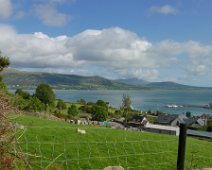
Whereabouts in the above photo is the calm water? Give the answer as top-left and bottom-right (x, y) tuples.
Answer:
(10, 89), (212, 115)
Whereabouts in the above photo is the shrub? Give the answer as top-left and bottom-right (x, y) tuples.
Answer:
(15, 89), (31, 99)
(78, 99), (86, 105)
(91, 105), (108, 121)
(11, 95), (29, 110)
(56, 99), (67, 110)
(68, 104), (79, 117)
(0, 114), (28, 169)
(24, 97), (44, 112)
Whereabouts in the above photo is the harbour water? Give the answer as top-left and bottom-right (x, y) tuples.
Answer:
(10, 88), (212, 115)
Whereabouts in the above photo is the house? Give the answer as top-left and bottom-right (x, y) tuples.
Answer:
(188, 118), (207, 127)
(171, 114), (189, 126)
(156, 114), (208, 128)
(144, 122), (180, 136)
(76, 118), (89, 125)
(156, 114), (178, 125)
(128, 115), (148, 127)
(112, 117), (125, 124)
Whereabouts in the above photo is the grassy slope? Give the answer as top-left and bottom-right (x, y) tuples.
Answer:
(2, 69), (143, 90)
(12, 114), (212, 170)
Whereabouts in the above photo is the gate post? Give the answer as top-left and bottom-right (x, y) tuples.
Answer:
(177, 123), (187, 170)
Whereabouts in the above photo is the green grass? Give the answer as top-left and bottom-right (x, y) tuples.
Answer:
(11, 114), (212, 170)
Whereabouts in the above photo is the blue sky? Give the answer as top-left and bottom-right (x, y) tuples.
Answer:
(0, 0), (212, 86)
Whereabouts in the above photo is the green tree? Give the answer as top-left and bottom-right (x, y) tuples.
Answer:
(56, 99), (67, 110)
(15, 89), (31, 99)
(96, 100), (108, 110)
(35, 84), (55, 107)
(0, 51), (10, 90)
(78, 99), (86, 105)
(121, 94), (132, 126)
(113, 109), (122, 118)
(68, 104), (79, 117)
(91, 105), (108, 121)
(11, 94), (29, 110)
(24, 97), (44, 112)
(0, 51), (10, 72)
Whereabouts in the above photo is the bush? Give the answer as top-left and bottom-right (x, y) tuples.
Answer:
(79, 105), (92, 113)
(0, 80), (7, 90)
(11, 95), (29, 110)
(54, 111), (66, 119)
(96, 100), (108, 108)
(78, 99), (86, 105)
(91, 105), (108, 121)
(15, 89), (31, 99)
(0, 114), (28, 169)
(24, 97), (44, 112)
(56, 99), (67, 110)
(68, 104), (79, 117)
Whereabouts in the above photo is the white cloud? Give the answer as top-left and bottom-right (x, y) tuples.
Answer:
(34, 4), (70, 27)
(1, 25), (212, 81)
(149, 5), (177, 15)
(0, 0), (12, 19)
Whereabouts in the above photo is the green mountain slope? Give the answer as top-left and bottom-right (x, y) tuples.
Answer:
(146, 81), (194, 89)
(2, 69), (208, 90)
(2, 69), (144, 90)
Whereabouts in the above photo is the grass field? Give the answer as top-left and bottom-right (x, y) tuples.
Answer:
(11, 114), (212, 170)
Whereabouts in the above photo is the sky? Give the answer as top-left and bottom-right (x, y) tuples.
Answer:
(0, 0), (212, 87)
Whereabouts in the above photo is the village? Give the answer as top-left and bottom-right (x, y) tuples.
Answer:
(68, 110), (212, 139)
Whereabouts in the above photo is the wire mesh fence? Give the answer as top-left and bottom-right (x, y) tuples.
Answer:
(5, 115), (212, 170)
(17, 125), (179, 170)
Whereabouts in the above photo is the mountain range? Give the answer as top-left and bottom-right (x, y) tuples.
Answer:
(1, 68), (206, 90)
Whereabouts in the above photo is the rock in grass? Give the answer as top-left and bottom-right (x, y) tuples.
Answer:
(103, 166), (125, 170)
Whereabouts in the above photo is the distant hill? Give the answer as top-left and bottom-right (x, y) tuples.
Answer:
(116, 78), (149, 86)
(2, 68), (208, 90)
(116, 79), (208, 90)
(1, 69), (145, 90)
(146, 81), (201, 89)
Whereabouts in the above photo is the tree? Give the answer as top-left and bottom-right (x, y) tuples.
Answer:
(0, 51), (10, 72)
(56, 99), (67, 110)
(24, 97), (44, 112)
(91, 105), (108, 121)
(0, 51), (10, 89)
(68, 104), (79, 117)
(15, 89), (31, 99)
(113, 109), (122, 118)
(96, 100), (108, 110)
(121, 94), (132, 126)
(35, 84), (55, 106)
(78, 99), (86, 105)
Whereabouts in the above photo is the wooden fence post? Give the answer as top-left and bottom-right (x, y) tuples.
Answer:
(177, 123), (187, 170)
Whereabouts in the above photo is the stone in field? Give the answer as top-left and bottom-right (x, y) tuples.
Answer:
(103, 166), (125, 170)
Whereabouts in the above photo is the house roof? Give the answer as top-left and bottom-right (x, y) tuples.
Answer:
(156, 114), (177, 125)
(177, 114), (192, 124)
(184, 118), (196, 126)
(196, 119), (206, 126)
(131, 115), (145, 122)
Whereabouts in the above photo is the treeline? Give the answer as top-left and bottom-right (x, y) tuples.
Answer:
(11, 85), (141, 122)
(0, 51), (141, 123)
(12, 86), (110, 121)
